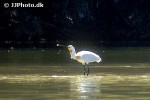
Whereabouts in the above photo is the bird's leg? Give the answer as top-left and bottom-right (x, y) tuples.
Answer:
(87, 65), (89, 76)
(83, 65), (86, 75)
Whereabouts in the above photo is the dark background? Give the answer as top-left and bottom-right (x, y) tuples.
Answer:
(0, 0), (150, 48)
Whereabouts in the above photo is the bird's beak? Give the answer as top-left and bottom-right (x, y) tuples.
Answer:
(68, 48), (72, 52)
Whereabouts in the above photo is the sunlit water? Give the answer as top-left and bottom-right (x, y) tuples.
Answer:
(0, 47), (150, 100)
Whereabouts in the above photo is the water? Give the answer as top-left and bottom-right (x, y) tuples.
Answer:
(0, 47), (150, 100)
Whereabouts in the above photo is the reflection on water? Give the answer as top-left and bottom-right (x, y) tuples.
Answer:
(1, 73), (150, 100)
(70, 76), (102, 100)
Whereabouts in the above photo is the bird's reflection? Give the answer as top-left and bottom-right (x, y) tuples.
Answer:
(70, 76), (102, 99)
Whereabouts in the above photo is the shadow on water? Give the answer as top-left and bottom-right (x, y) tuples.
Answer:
(0, 47), (150, 99)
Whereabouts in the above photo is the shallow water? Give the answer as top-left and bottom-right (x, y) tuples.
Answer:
(0, 47), (150, 100)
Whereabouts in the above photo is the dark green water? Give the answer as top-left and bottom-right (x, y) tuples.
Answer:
(0, 47), (150, 100)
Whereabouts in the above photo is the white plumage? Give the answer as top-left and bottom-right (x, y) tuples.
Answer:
(68, 45), (102, 76)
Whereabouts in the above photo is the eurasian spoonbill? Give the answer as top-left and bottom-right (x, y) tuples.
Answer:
(68, 45), (102, 76)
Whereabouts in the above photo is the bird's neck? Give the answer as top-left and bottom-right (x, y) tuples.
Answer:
(70, 50), (76, 59)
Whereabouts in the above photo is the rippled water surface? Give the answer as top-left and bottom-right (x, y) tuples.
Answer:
(0, 47), (150, 100)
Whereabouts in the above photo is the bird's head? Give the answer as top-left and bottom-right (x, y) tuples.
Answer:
(68, 45), (74, 53)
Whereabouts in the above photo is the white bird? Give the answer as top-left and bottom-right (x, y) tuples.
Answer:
(68, 45), (102, 76)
